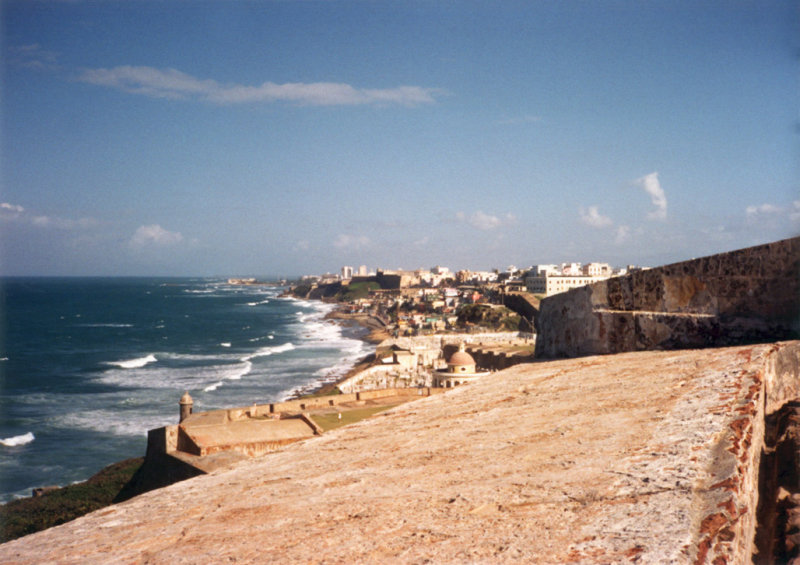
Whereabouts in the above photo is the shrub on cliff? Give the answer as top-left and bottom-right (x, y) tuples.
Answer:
(338, 281), (380, 302)
(0, 458), (143, 542)
(456, 304), (521, 331)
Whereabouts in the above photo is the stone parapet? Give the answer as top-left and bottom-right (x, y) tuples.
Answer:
(536, 237), (800, 358)
(4, 342), (797, 563)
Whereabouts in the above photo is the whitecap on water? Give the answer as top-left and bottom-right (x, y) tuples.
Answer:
(0, 432), (35, 447)
(106, 354), (157, 369)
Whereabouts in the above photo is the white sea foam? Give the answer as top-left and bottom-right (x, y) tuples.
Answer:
(101, 359), (249, 390)
(224, 360), (253, 380)
(107, 354), (157, 369)
(220, 342), (232, 348)
(247, 342), (295, 360)
(57, 409), (171, 438)
(204, 381), (223, 392)
(0, 432), (35, 447)
(245, 299), (270, 306)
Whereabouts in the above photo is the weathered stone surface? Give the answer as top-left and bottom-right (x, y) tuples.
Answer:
(2, 342), (797, 564)
(537, 237), (800, 358)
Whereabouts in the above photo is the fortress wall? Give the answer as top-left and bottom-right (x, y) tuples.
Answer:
(536, 237), (800, 358)
(379, 331), (530, 352)
(199, 438), (300, 458)
(5, 342), (798, 564)
(441, 343), (533, 372)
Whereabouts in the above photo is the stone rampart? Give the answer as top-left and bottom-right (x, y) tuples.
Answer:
(4, 342), (798, 563)
(440, 343), (534, 372)
(378, 331), (532, 352)
(536, 237), (800, 358)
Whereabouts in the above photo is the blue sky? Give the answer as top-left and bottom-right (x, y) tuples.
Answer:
(1, 1), (797, 277)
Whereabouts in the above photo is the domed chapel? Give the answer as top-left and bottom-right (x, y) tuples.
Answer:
(433, 342), (490, 388)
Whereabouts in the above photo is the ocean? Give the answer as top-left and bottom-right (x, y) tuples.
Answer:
(0, 277), (371, 503)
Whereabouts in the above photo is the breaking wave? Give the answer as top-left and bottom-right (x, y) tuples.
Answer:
(0, 432), (35, 447)
(106, 354), (157, 369)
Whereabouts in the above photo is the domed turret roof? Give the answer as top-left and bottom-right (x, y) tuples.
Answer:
(448, 343), (476, 366)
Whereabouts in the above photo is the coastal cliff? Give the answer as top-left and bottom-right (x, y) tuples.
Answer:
(2, 341), (798, 563)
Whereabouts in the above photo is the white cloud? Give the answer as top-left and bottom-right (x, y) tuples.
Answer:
(791, 201), (800, 223)
(129, 224), (184, 248)
(579, 206), (613, 228)
(746, 203), (783, 217)
(457, 211), (516, 231)
(31, 215), (97, 229)
(0, 202), (25, 219)
(8, 44), (59, 70)
(1, 203), (97, 230)
(78, 66), (443, 107)
(633, 172), (667, 221)
(295, 240), (310, 251)
(333, 234), (370, 250)
(614, 225), (631, 244)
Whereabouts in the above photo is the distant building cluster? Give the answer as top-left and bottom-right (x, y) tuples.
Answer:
(523, 263), (644, 296)
(292, 260), (646, 338)
(334, 261), (645, 298)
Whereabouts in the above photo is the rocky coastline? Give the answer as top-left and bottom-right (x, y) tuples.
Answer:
(0, 300), (390, 542)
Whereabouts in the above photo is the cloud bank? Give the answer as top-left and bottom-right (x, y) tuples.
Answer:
(746, 203), (782, 217)
(78, 66), (443, 107)
(129, 224), (184, 248)
(333, 234), (370, 250)
(633, 172), (667, 221)
(1, 202), (97, 229)
(456, 211), (517, 231)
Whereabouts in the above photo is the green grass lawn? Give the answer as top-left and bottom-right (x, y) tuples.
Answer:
(311, 405), (395, 431)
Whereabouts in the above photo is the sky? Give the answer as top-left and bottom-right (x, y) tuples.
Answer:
(1, 1), (798, 277)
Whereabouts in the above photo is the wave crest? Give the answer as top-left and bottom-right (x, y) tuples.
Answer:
(107, 354), (157, 369)
(0, 432), (35, 447)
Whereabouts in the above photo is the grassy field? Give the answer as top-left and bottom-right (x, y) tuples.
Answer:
(311, 405), (395, 431)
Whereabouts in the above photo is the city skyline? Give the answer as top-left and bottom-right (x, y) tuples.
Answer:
(1, 1), (797, 277)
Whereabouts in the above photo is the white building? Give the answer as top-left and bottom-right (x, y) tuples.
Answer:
(341, 266), (354, 280)
(583, 262), (612, 276)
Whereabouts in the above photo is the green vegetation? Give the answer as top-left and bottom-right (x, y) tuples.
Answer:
(311, 406), (394, 432)
(0, 458), (144, 543)
(299, 386), (343, 399)
(456, 304), (521, 331)
(338, 281), (380, 302)
(290, 283), (313, 298)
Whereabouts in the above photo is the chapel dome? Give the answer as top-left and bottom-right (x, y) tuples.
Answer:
(448, 350), (476, 366)
(447, 343), (476, 367)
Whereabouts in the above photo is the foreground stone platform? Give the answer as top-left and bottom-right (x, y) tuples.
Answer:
(3, 342), (798, 563)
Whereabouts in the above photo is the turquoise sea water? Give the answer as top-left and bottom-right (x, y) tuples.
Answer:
(0, 278), (370, 502)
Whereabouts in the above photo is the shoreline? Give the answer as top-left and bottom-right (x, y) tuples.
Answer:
(1, 301), (382, 505)
(294, 307), (390, 398)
